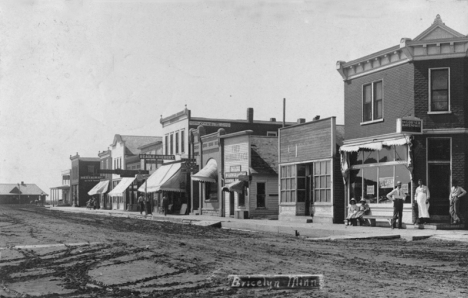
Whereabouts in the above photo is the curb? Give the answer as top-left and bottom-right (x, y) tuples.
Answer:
(305, 234), (401, 241)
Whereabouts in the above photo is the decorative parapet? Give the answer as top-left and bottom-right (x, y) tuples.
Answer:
(336, 15), (468, 81)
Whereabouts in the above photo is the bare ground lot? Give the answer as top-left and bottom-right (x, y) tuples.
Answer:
(1, 205), (468, 297)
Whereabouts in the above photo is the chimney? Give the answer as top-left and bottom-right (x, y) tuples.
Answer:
(313, 115), (320, 121)
(247, 108), (254, 123)
(297, 118), (306, 124)
(270, 118), (276, 122)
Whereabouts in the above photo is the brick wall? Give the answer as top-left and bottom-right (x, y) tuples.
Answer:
(344, 63), (414, 140)
(414, 58), (468, 129)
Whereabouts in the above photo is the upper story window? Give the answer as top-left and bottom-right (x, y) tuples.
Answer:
(170, 134), (174, 155)
(175, 132), (179, 154)
(165, 135), (168, 155)
(362, 81), (383, 123)
(429, 68), (450, 112)
(181, 130), (185, 153)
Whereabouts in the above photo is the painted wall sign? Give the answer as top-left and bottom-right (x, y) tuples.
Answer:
(80, 176), (105, 180)
(225, 171), (247, 179)
(379, 177), (394, 188)
(189, 121), (231, 128)
(396, 117), (423, 134)
(139, 154), (175, 160)
(230, 165), (242, 172)
(228, 274), (323, 290)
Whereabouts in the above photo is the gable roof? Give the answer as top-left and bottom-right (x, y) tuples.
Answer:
(250, 137), (278, 175)
(414, 15), (465, 41)
(0, 183), (47, 196)
(112, 135), (162, 156)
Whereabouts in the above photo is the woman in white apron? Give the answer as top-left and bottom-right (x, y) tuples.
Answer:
(415, 179), (430, 224)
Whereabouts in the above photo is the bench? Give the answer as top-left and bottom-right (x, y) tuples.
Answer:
(362, 215), (393, 227)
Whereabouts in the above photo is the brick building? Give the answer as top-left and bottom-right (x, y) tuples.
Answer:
(337, 15), (468, 226)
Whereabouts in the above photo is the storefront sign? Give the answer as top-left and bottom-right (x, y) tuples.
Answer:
(379, 177), (394, 188)
(80, 176), (105, 180)
(228, 274), (323, 290)
(397, 117), (423, 134)
(144, 159), (160, 164)
(225, 171), (247, 179)
(139, 154), (175, 160)
(366, 185), (375, 195)
(99, 169), (149, 175)
(225, 178), (236, 184)
(230, 165), (242, 172)
(189, 121), (231, 128)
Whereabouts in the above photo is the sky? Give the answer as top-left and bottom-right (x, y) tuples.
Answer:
(1, 0), (468, 193)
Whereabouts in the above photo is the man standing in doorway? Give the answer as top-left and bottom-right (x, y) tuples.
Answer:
(387, 181), (406, 229)
(449, 180), (466, 225)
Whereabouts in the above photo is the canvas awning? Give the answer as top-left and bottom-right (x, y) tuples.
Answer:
(108, 178), (135, 197)
(340, 136), (409, 152)
(222, 180), (245, 194)
(88, 180), (110, 196)
(138, 163), (185, 193)
(191, 159), (217, 183)
(50, 185), (70, 190)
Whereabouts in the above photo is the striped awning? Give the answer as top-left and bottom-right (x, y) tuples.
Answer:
(138, 163), (185, 193)
(88, 180), (109, 196)
(222, 180), (245, 194)
(191, 159), (217, 183)
(108, 178), (135, 197)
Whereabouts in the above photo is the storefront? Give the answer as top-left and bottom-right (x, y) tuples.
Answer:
(108, 177), (136, 210)
(220, 131), (280, 219)
(87, 180), (110, 209)
(341, 135), (413, 223)
(138, 161), (187, 214)
(278, 117), (344, 223)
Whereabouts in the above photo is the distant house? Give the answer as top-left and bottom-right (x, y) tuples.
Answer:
(0, 182), (47, 204)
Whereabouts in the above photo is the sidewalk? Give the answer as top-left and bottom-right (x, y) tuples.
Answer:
(48, 206), (468, 242)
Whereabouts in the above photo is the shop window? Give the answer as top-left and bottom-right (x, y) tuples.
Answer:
(378, 166), (394, 204)
(379, 147), (394, 163)
(363, 150), (378, 164)
(165, 135), (168, 154)
(363, 167), (377, 203)
(181, 130), (185, 153)
(362, 80), (383, 122)
(204, 182), (218, 201)
(280, 165), (296, 203)
(395, 165), (412, 204)
(350, 169), (362, 202)
(170, 134), (174, 155)
(297, 164), (306, 202)
(429, 68), (449, 112)
(313, 161), (331, 203)
(428, 138), (450, 161)
(256, 182), (266, 208)
(395, 145), (407, 161)
(238, 189), (245, 207)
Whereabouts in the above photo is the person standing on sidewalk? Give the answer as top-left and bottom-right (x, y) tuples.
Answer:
(144, 196), (152, 219)
(137, 195), (145, 215)
(415, 179), (431, 224)
(449, 180), (466, 225)
(161, 195), (168, 216)
(387, 181), (405, 229)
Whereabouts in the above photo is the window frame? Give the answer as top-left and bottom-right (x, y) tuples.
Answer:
(256, 182), (266, 208)
(313, 160), (331, 203)
(428, 67), (450, 113)
(361, 80), (384, 124)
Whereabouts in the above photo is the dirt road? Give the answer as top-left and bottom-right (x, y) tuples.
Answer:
(1, 204), (468, 297)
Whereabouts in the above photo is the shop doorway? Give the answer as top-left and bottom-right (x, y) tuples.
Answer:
(428, 164), (451, 216)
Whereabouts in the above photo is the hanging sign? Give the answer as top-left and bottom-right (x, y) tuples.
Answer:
(139, 154), (175, 160)
(396, 117), (423, 134)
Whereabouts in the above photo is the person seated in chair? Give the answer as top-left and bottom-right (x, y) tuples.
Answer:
(354, 199), (371, 226)
(345, 198), (359, 226)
